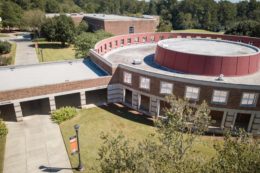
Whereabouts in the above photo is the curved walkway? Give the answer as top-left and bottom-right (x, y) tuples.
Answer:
(3, 115), (72, 173)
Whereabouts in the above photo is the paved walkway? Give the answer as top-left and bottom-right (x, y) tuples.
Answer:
(12, 33), (39, 65)
(3, 115), (72, 173)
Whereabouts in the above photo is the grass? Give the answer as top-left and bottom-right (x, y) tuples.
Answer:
(0, 137), (6, 173)
(10, 43), (17, 64)
(35, 42), (76, 62)
(0, 43), (17, 65)
(60, 104), (219, 173)
(0, 34), (9, 37)
(172, 29), (224, 34)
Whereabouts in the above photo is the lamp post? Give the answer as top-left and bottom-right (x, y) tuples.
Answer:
(74, 124), (84, 172)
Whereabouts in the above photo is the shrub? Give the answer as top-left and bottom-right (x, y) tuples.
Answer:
(51, 106), (77, 124)
(0, 41), (11, 54)
(0, 119), (8, 138)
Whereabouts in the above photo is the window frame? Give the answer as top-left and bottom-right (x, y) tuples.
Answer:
(129, 26), (135, 34)
(123, 72), (132, 85)
(185, 86), (200, 101)
(240, 92), (258, 107)
(160, 81), (173, 95)
(139, 76), (150, 90)
(211, 90), (229, 105)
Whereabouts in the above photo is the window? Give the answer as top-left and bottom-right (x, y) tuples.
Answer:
(115, 40), (118, 47)
(140, 77), (150, 90)
(121, 39), (124, 46)
(212, 90), (228, 104)
(142, 36), (147, 43)
(129, 26), (134, 33)
(185, 86), (200, 100)
(241, 93), (258, 106)
(160, 82), (173, 94)
(134, 37), (139, 43)
(150, 36), (155, 42)
(123, 72), (132, 84)
(127, 38), (131, 45)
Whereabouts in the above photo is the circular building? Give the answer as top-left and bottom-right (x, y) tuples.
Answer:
(155, 38), (260, 76)
(90, 32), (260, 135)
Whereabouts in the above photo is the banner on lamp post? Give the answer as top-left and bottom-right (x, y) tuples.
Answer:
(69, 136), (78, 155)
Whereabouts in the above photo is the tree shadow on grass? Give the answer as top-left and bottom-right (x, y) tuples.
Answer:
(29, 43), (71, 49)
(99, 103), (154, 127)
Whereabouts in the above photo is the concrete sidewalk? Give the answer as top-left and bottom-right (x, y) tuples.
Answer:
(13, 34), (39, 65)
(3, 115), (72, 173)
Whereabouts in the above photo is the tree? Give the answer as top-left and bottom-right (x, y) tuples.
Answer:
(1, 1), (23, 29)
(76, 20), (89, 34)
(45, 0), (60, 13)
(225, 20), (259, 37)
(22, 9), (45, 37)
(41, 15), (75, 46)
(218, 0), (237, 30)
(97, 95), (211, 172)
(74, 30), (112, 58)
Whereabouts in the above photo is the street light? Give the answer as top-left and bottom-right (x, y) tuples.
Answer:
(74, 124), (84, 172)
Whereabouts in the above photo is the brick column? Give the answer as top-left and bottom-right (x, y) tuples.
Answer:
(49, 96), (56, 112)
(13, 102), (23, 122)
(80, 91), (86, 108)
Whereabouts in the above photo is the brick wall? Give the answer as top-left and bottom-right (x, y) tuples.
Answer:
(0, 77), (112, 102)
(117, 67), (260, 111)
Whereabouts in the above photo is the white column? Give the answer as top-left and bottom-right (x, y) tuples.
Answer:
(157, 99), (160, 117)
(80, 91), (86, 108)
(137, 94), (141, 110)
(49, 96), (56, 112)
(122, 89), (126, 103)
(248, 113), (255, 132)
(221, 111), (227, 129)
(231, 113), (238, 130)
(13, 102), (23, 122)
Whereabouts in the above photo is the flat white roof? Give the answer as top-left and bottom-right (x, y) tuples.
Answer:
(104, 44), (260, 88)
(158, 38), (259, 56)
(85, 14), (155, 21)
(0, 59), (107, 92)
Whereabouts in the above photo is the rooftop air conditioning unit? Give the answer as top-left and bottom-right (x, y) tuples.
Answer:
(133, 59), (142, 65)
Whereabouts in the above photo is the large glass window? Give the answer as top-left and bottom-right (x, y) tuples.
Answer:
(185, 86), (200, 100)
(241, 93), (258, 106)
(140, 77), (150, 90)
(212, 90), (228, 104)
(160, 82), (173, 94)
(123, 72), (132, 84)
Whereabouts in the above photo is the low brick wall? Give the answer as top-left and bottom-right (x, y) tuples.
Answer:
(0, 76), (112, 102)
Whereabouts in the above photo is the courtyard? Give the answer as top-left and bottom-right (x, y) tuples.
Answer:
(60, 104), (219, 173)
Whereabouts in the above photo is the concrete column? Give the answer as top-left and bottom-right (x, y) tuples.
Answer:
(224, 111), (236, 130)
(132, 92), (139, 110)
(248, 113), (255, 132)
(49, 96), (56, 112)
(122, 89), (126, 103)
(150, 97), (159, 117)
(231, 113), (237, 130)
(13, 102), (23, 122)
(221, 111), (227, 129)
(80, 91), (86, 108)
(251, 114), (260, 135)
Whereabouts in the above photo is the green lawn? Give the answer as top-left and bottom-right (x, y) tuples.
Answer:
(172, 29), (224, 34)
(35, 42), (76, 62)
(0, 34), (9, 37)
(0, 137), (6, 173)
(60, 104), (219, 173)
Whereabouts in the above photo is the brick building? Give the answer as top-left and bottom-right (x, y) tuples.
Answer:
(0, 32), (260, 136)
(83, 14), (158, 35)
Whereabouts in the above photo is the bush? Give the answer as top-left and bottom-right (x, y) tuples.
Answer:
(0, 41), (11, 54)
(51, 106), (77, 124)
(0, 119), (8, 138)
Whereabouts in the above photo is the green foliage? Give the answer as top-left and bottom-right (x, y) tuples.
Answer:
(1, 1), (23, 28)
(41, 15), (75, 46)
(157, 19), (172, 32)
(76, 20), (89, 34)
(74, 30), (112, 58)
(225, 20), (260, 37)
(45, 0), (60, 13)
(97, 95), (211, 173)
(204, 130), (260, 173)
(0, 41), (11, 54)
(51, 106), (77, 124)
(0, 119), (8, 138)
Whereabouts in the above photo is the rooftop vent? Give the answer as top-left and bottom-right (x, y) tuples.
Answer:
(216, 74), (224, 81)
(133, 59), (142, 65)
